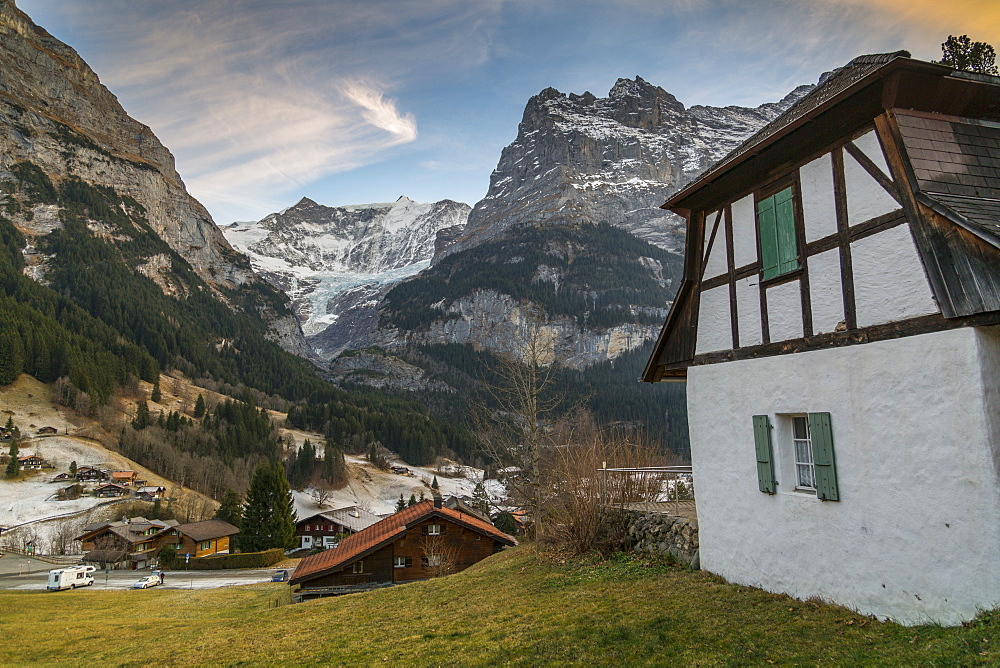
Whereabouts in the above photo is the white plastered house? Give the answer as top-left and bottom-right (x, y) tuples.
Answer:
(643, 52), (1000, 625)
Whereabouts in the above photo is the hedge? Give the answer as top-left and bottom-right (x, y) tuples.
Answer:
(169, 548), (285, 570)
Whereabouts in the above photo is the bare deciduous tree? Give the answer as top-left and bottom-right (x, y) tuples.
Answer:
(309, 480), (334, 508)
(418, 535), (462, 578)
(474, 320), (574, 539)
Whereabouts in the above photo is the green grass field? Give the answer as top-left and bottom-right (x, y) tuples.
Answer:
(2, 547), (997, 665)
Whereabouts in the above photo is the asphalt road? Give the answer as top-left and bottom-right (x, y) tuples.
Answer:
(0, 567), (283, 591)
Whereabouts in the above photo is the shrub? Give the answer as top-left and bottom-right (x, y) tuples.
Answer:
(169, 547), (284, 571)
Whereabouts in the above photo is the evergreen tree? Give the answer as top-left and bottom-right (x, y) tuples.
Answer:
(5, 456), (18, 479)
(214, 489), (243, 529)
(193, 394), (206, 419)
(396, 494), (406, 512)
(408, 493), (417, 507)
(0, 328), (24, 385)
(322, 442), (346, 486)
(431, 476), (439, 491)
(239, 462), (296, 552)
(938, 34), (998, 74)
(69, 460), (77, 477)
(473, 480), (490, 515)
(132, 401), (151, 430)
(8, 437), (18, 458)
(3, 416), (13, 433)
(150, 381), (161, 403)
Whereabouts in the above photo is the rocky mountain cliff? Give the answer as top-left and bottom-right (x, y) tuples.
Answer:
(222, 196), (470, 354)
(0, 0), (309, 356)
(441, 76), (813, 257)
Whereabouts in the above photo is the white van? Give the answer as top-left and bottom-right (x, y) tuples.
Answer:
(47, 565), (96, 591)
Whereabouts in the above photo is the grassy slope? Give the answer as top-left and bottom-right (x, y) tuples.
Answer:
(2, 547), (996, 665)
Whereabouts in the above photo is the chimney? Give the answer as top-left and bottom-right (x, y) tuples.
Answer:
(432, 492), (442, 509)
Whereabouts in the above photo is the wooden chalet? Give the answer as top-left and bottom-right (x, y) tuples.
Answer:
(643, 52), (1000, 625)
(290, 498), (515, 594)
(76, 517), (179, 569)
(135, 485), (166, 501)
(110, 470), (137, 486)
(163, 519), (239, 558)
(17, 454), (48, 470)
(75, 466), (107, 482)
(36, 426), (57, 435)
(94, 483), (130, 498)
(295, 506), (381, 551)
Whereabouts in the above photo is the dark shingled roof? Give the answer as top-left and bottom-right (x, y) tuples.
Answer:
(174, 519), (239, 542)
(668, 51), (911, 207)
(290, 500), (515, 585)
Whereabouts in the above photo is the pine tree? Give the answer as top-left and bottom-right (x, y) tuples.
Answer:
(396, 494), (406, 512)
(150, 380), (161, 403)
(193, 394), (206, 419)
(431, 476), (439, 490)
(408, 493), (417, 507)
(69, 460), (77, 477)
(8, 437), (18, 459)
(214, 489), (243, 529)
(239, 462), (296, 552)
(938, 34), (998, 74)
(5, 457), (17, 479)
(132, 401), (151, 430)
(0, 328), (24, 385)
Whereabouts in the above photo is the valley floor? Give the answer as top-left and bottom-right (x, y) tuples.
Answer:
(1, 546), (995, 665)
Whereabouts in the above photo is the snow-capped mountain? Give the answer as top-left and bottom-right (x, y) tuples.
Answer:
(222, 196), (470, 346)
(441, 76), (813, 257)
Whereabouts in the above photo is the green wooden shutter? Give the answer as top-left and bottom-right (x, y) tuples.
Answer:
(757, 196), (780, 280)
(808, 412), (839, 501)
(752, 415), (777, 494)
(774, 187), (800, 275)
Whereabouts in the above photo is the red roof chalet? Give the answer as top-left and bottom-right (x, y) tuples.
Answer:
(290, 499), (515, 590)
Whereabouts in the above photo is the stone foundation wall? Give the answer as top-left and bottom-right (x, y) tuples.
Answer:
(626, 511), (699, 566)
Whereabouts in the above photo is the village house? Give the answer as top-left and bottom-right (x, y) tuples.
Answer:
(93, 482), (130, 498)
(110, 470), (138, 486)
(643, 52), (1000, 625)
(75, 466), (107, 482)
(17, 454), (48, 470)
(76, 517), (179, 570)
(36, 426), (57, 436)
(294, 506), (381, 551)
(135, 485), (166, 501)
(162, 519), (239, 559)
(290, 497), (515, 596)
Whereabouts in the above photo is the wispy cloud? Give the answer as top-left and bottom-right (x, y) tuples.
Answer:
(341, 81), (418, 145)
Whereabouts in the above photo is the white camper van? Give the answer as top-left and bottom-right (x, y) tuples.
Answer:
(47, 565), (96, 591)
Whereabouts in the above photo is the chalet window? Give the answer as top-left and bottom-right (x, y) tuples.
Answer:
(198, 540), (213, 551)
(352, 561), (364, 574)
(421, 555), (441, 567)
(393, 556), (412, 568)
(752, 413), (839, 501)
(756, 186), (800, 280)
(424, 524), (443, 536)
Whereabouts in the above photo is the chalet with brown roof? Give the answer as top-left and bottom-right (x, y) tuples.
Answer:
(17, 454), (48, 470)
(290, 498), (515, 593)
(110, 471), (137, 486)
(163, 519), (239, 558)
(75, 517), (179, 569)
(294, 506), (381, 550)
(75, 466), (107, 482)
(94, 482), (130, 498)
(135, 485), (166, 501)
(36, 426), (57, 435)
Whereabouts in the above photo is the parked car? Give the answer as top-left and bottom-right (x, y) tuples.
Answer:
(271, 569), (289, 582)
(132, 575), (161, 589)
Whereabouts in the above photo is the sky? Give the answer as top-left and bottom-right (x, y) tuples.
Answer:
(16, 0), (1000, 225)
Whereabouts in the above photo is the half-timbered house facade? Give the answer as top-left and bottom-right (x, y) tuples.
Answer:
(643, 52), (1000, 625)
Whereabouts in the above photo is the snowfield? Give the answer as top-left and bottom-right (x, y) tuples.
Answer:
(293, 454), (506, 519)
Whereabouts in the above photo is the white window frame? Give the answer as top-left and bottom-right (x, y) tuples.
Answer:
(393, 556), (411, 568)
(791, 415), (816, 493)
(426, 524), (442, 536)
(774, 413), (818, 496)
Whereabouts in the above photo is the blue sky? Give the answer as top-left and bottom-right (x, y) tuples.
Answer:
(16, 0), (997, 224)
